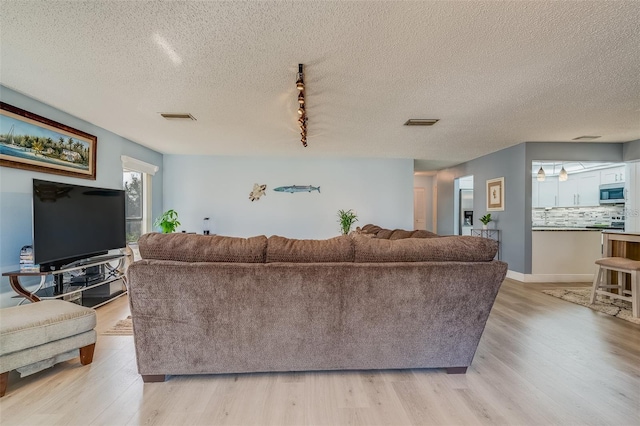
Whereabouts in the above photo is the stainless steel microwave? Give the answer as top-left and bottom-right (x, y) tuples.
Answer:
(599, 183), (625, 204)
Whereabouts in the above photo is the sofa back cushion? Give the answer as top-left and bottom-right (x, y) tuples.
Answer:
(359, 224), (382, 235)
(409, 230), (440, 239)
(266, 235), (354, 263)
(388, 229), (415, 240)
(358, 224), (439, 240)
(138, 233), (267, 263)
(353, 235), (498, 262)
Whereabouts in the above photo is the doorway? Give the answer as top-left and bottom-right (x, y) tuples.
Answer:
(414, 187), (426, 230)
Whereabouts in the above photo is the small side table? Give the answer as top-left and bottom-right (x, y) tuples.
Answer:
(471, 229), (501, 260)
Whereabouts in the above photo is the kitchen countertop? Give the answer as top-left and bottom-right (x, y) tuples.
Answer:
(602, 230), (640, 236)
(532, 227), (610, 231)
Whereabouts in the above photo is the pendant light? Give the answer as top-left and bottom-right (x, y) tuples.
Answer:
(536, 167), (546, 181)
(559, 164), (568, 182)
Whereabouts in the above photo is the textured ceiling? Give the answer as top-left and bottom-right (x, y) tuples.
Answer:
(1, 1), (639, 171)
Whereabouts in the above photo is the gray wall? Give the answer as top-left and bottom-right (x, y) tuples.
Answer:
(437, 141), (626, 275)
(437, 144), (527, 272)
(0, 85), (164, 307)
(623, 139), (640, 161)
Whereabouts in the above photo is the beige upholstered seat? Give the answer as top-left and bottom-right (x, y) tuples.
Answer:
(590, 257), (640, 318)
(0, 300), (97, 397)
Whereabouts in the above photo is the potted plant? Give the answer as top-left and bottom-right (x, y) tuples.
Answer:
(479, 213), (492, 230)
(337, 209), (358, 235)
(154, 209), (181, 233)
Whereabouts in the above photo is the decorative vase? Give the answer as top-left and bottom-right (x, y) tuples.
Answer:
(482, 224), (488, 230)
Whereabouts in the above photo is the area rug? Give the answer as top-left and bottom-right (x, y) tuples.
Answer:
(542, 288), (640, 325)
(102, 316), (133, 335)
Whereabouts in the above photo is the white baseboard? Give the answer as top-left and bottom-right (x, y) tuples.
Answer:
(506, 270), (526, 281)
(506, 270), (593, 283)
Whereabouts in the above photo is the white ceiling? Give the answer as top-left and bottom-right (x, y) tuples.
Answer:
(1, 1), (639, 171)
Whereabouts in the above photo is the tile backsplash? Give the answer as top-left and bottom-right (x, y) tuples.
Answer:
(532, 205), (625, 228)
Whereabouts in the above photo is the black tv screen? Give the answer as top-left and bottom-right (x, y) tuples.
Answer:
(33, 179), (126, 269)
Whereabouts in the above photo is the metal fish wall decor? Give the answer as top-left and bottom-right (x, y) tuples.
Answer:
(273, 185), (320, 194)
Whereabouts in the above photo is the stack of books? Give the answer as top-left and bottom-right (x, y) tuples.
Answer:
(19, 245), (39, 272)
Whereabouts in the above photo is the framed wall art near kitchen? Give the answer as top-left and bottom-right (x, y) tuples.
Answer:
(0, 102), (97, 180)
(486, 177), (505, 211)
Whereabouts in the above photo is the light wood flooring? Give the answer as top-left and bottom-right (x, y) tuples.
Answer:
(0, 279), (638, 425)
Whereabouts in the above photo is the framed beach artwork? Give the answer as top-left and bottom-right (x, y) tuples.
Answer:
(486, 177), (504, 211)
(0, 102), (97, 180)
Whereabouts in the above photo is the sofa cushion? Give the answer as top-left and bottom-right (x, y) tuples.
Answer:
(359, 224), (382, 235)
(374, 229), (394, 239)
(266, 235), (354, 263)
(389, 230), (415, 240)
(409, 230), (440, 238)
(0, 300), (96, 355)
(139, 233), (267, 263)
(353, 235), (498, 262)
(358, 224), (439, 240)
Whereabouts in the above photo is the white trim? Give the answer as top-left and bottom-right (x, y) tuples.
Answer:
(143, 174), (152, 233)
(121, 155), (159, 176)
(507, 270), (594, 283)
(506, 270), (526, 282)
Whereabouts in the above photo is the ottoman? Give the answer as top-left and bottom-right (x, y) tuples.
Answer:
(0, 300), (97, 397)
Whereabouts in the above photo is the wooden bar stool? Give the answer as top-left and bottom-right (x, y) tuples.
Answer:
(590, 257), (640, 318)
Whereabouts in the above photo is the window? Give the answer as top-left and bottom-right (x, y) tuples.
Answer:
(121, 156), (159, 244)
(123, 170), (144, 242)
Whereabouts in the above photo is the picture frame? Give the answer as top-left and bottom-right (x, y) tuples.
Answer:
(0, 102), (97, 180)
(486, 177), (505, 211)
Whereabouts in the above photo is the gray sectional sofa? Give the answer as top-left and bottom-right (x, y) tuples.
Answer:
(127, 230), (507, 382)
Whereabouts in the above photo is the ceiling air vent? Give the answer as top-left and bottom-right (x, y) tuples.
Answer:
(160, 113), (196, 121)
(404, 119), (439, 126)
(572, 135), (601, 140)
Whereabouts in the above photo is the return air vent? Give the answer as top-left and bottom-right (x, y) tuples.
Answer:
(404, 119), (439, 126)
(572, 135), (601, 140)
(159, 113), (196, 121)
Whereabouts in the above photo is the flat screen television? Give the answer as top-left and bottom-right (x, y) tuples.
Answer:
(33, 179), (126, 270)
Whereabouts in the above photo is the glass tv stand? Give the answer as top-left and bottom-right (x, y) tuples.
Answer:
(3, 253), (127, 308)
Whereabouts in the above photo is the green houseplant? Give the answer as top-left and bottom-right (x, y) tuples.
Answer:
(479, 213), (492, 229)
(154, 209), (181, 233)
(337, 209), (358, 235)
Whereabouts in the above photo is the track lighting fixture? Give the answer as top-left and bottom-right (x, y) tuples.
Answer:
(296, 64), (305, 91)
(296, 64), (308, 147)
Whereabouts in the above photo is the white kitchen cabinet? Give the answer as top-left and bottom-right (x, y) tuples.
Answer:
(532, 178), (539, 207)
(557, 171), (600, 207)
(558, 178), (578, 207)
(601, 166), (625, 184)
(577, 172), (600, 206)
(537, 177), (558, 207)
(626, 162), (639, 232)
